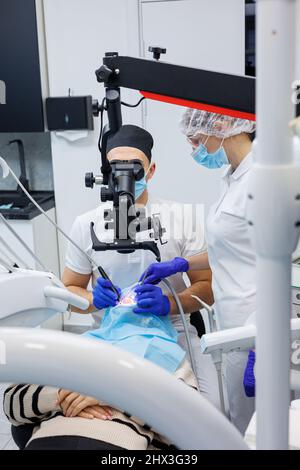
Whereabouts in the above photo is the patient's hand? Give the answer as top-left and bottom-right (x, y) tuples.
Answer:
(58, 389), (113, 420)
(77, 404), (113, 420)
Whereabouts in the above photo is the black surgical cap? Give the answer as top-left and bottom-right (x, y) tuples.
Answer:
(106, 125), (154, 162)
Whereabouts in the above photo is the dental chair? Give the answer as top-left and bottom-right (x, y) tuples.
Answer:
(7, 312), (205, 449)
(0, 266), (90, 449)
(9, 314), (206, 450)
(0, 268), (89, 328)
(0, 327), (247, 450)
(0, 266), (246, 450)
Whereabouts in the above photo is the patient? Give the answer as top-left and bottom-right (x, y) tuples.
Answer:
(3, 284), (198, 450)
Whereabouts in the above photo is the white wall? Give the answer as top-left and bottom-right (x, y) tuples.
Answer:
(140, 0), (246, 207)
(43, 0), (246, 270)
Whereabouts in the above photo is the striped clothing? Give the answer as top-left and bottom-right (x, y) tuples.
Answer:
(3, 360), (198, 450)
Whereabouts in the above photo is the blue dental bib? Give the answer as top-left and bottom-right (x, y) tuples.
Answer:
(84, 301), (185, 373)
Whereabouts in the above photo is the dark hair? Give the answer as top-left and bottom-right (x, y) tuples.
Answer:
(247, 132), (256, 142)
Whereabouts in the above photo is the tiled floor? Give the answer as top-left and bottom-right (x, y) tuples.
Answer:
(0, 384), (18, 450)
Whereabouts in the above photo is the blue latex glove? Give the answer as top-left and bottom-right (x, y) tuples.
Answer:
(93, 278), (121, 310)
(243, 350), (256, 397)
(133, 284), (170, 316)
(139, 257), (189, 285)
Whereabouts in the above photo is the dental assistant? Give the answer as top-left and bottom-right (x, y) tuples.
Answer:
(140, 109), (256, 434)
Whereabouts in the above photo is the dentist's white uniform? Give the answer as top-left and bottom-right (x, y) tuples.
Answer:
(206, 152), (256, 434)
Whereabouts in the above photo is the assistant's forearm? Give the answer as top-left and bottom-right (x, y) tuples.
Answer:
(168, 279), (214, 315)
(186, 252), (210, 271)
(66, 286), (96, 313)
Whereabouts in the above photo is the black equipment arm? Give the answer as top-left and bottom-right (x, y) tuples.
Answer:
(90, 222), (161, 262)
(98, 88), (123, 184)
(99, 52), (299, 120)
(99, 53), (256, 121)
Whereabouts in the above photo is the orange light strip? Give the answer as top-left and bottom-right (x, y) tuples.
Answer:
(140, 91), (256, 122)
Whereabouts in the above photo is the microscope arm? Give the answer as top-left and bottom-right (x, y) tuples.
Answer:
(100, 54), (256, 121)
(100, 54), (300, 120)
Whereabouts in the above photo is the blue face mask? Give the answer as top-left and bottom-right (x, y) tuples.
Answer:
(135, 166), (151, 199)
(192, 138), (229, 169)
(135, 177), (147, 200)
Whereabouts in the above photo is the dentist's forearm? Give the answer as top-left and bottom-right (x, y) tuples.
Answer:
(66, 286), (96, 314)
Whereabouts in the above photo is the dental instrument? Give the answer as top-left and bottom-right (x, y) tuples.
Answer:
(0, 233), (29, 268)
(0, 212), (49, 272)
